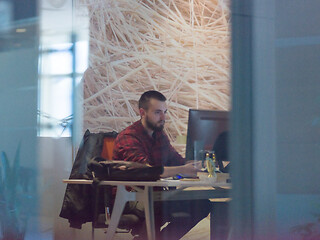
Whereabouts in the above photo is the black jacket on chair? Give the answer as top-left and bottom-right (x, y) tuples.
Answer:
(59, 130), (117, 229)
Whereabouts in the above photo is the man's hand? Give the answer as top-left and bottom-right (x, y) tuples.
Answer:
(180, 162), (202, 178)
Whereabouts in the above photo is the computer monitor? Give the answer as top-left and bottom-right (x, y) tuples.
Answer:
(185, 109), (229, 162)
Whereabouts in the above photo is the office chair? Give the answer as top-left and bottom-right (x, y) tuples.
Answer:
(91, 184), (140, 239)
(91, 133), (141, 239)
(60, 130), (142, 240)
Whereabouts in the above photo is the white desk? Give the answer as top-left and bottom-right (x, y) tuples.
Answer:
(63, 177), (231, 240)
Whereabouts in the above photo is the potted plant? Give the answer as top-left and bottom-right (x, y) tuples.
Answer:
(0, 144), (36, 240)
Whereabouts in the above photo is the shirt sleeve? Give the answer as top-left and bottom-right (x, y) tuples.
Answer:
(168, 145), (186, 166)
(113, 133), (150, 164)
(164, 134), (186, 166)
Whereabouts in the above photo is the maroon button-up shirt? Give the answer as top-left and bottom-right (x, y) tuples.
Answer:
(113, 120), (185, 167)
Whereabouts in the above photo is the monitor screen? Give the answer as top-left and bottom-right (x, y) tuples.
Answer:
(185, 109), (229, 161)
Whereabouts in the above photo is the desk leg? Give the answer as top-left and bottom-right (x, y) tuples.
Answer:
(143, 187), (156, 240)
(106, 185), (134, 240)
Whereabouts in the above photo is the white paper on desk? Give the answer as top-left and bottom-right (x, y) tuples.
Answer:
(159, 178), (178, 183)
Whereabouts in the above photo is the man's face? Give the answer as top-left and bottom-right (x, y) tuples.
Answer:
(142, 98), (167, 132)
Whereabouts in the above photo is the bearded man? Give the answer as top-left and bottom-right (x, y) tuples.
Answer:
(113, 90), (211, 240)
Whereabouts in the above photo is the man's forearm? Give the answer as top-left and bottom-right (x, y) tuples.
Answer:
(161, 166), (185, 178)
(161, 162), (201, 178)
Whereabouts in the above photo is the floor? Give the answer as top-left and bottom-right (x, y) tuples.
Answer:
(113, 215), (211, 240)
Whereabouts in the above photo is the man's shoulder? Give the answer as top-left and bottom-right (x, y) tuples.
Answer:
(114, 121), (145, 149)
(118, 121), (142, 137)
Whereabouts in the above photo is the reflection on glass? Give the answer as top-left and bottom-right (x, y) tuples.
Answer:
(38, 41), (88, 137)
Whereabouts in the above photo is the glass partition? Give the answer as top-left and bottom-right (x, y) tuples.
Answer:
(0, 0), (89, 239)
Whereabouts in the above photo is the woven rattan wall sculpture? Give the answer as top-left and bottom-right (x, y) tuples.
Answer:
(81, 0), (230, 154)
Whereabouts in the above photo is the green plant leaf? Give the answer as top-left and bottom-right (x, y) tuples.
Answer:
(0, 151), (10, 194)
(0, 145), (24, 240)
(1, 151), (10, 182)
(9, 142), (21, 204)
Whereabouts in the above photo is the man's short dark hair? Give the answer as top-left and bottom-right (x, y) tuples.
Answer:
(138, 90), (167, 110)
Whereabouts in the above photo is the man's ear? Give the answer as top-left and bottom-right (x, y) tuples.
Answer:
(139, 108), (146, 118)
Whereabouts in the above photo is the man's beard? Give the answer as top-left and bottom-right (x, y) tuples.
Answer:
(145, 116), (165, 132)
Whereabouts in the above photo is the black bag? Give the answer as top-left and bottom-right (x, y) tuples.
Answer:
(87, 156), (164, 181)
